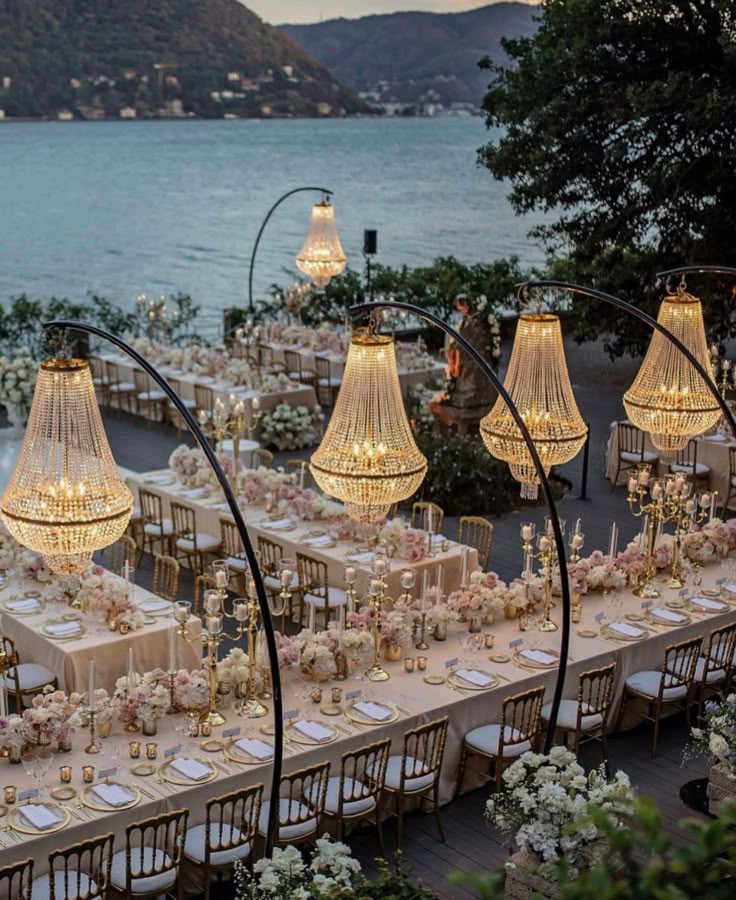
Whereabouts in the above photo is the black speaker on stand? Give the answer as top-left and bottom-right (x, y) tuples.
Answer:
(363, 229), (378, 301)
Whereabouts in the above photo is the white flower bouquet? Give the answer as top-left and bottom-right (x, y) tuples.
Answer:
(486, 747), (635, 881)
(218, 647), (250, 688)
(688, 692), (736, 776)
(340, 628), (374, 664)
(225, 358), (256, 388)
(15, 547), (51, 583)
(260, 403), (324, 451)
(396, 338), (436, 372)
(21, 688), (84, 747)
(112, 671), (171, 722)
(171, 667), (209, 711)
(0, 354), (37, 414)
(168, 444), (210, 487)
(380, 608), (414, 651)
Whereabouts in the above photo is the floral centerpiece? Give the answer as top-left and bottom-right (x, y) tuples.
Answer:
(260, 403), (323, 451)
(0, 715), (26, 758)
(292, 628), (339, 681)
(447, 570), (508, 621)
(0, 354), (37, 425)
(218, 647), (250, 691)
(89, 688), (114, 735)
(78, 565), (144, 630)
(380, 609), (414, 658)
(396, 338), (437, 372)
(20, 688), (84, 750)
(169, 445), (212, 487)
(486, 747), (635, 889)
(260, 372), (298, 394)
(688, 693), (736, 815)
(172, 667), (209, 712)
(0, 524), (19, 571)
(112, 671), (171, 725)
(379, 518), (426, 562)
(15, 547), (52, 583)
(340, 628), (375, 668)
(225, 358), (256, 388)
(583, 550), (627, 592)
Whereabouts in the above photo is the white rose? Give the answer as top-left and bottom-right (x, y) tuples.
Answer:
(710, 733), (728, 757)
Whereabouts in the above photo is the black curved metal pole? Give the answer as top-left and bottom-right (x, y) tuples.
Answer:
(350, 301), (572, 751)
(44, 320), (283, 855)
(523, 281), (736, 439)
(657, 265), (736, 281)
(248, 186), (333, 314)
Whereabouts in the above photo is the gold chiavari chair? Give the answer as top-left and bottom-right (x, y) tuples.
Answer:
(693, 622), (736, 720)
(101, 535), (137, 573)
(194, 385), (215, 424)
(456, 686), (545, 796)
(457, 516), (494, 570)
(133, 368), (167, 424)
(250, 448), (274, 469)
(314, 355), (341, 410)
(32, 832), (114, 899)
(411, 501), (444, 534)
(296, 551), (347, 629)
(258, 537), (299, 628)
(105, 361), (136, 416)
(611, 421), (658, 489)
(285, 459), (313, 488)
(670, 438), (711, 491)
(139, 488), (175, 558)
(182, 784), (263, 900)
(257, 761), (331, 849)
(377, 717), (448, 851)
(170, 502), (221, 575)
(87, 354), (110, 407)
(167, 378), (196, 439)
(0, 857), (32, 899)
(1, 635), (57, 710)
(220, 519), (249, 587)
(318, 738), (391, 855)
(542, 663), (616, 768)
(153, 553), (180, 603)
(617, 635), (702, 757)
(109, 809), (188, 899)
(256, 343), (273, 371)
(284, 349), (303, 381)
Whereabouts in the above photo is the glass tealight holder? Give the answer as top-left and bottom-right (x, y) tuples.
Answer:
(174, 601), (191, 625)
(82, 766), (95, 784)
(59, 766), (72, 784)
(3, 786), (17, 805)
(146, 744), (158, 760)
(404, 658), (415, 673)
(417, 656), (428, 671)
(129, 742), (141, 759)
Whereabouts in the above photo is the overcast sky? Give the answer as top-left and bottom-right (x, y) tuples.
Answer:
(247, 0), (535, 25)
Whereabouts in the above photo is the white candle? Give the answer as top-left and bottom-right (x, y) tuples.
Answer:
(521, 524), (532, 541)
(524, 551), (532, 579)
(436, 564), (444, 599)
(628, 475), (638, 494)
(539, 536), (551, 552)
(338, 605), (345, 633)
(608, 523), (618, 558)
(427, 506), (434, 534)
(345, 566), (356, 585)
(168, 626), (177, 673)
(574, 518), (581, 536)
(571, 534), (583, 549)
(299, 464), (305, 491)
(215, 569), (228, 588)
(640, 515), (649, 550)
(252, 397), (260, 412)
(639, 467), (650, 485)
(460, 548), (468, 587)
(235, 601), (248, 622)
(87, 660), (95, 707)
(308, 604), (316, 633)
(710, 492), (717, 522)
(422, 568), (429, 602)
(651, 483), (662, 500)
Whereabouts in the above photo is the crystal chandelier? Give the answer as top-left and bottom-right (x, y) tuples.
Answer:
(295, 199), (347, 289)
(0, 358), (133, 574)
(310, 330), (426, 518)
(623, 289), (720, 454)
(480, 313), (587, 500)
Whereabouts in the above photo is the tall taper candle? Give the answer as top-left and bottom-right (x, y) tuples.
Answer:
(87, 660), (95, 708)
(168, 626), (177, 673)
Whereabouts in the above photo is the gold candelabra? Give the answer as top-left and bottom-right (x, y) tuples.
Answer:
(366, 557), (390, 682)
(626, 465), (668, 598)
(85, 710), (101, 754)
(198, 397), (260, 480)
(136, 294), (171, 343)
(235, 319), (263, 386)
(520, 518), (566, 632)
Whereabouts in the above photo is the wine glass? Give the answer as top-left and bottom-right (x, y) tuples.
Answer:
(21, 746), (39, 790)
(36, 749), (54, 797)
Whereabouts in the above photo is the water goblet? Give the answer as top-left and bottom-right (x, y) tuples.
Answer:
(36, 749), (54, 797)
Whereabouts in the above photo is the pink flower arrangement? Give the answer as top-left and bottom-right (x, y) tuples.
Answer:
(172, 668), (209, 711)
(347, 605), (376, 631)
(15, 547), (51, 583)
(112, 670), (171, 721)
(21, 688), (84, 747)
(447, 570), (508, 618)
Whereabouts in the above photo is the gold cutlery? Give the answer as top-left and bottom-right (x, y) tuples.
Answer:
(395, 705), (411, 716)
(213, 761), (231, 776)
(490, 671), (512, 683)
(333, 722), (352, 736)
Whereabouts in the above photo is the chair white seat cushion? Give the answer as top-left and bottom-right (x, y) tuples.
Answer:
(620, 450), (658, 464)
(176, 533), (220, 553)
(3, 663), (56, 692)
(109, 382), (135, 393)
(464, 724), (532, 757)
(318, 377), (341, 388)
(144, 518), (174, 536)
(541, 699), (603, 732)
(304, 587), (347, 609)
(183, 822), (251, 866)
(670, 462), (710, 476)
(264, 572), (299, 592)
(257, 799), (316, 842)
(308, 776), (376, 817)
(374, 755), (435, 793)
(224, 555), (249, 573)
(138, 390), (167, 402)
(625, 670), (688, 700)
(731, 474), (736, 488)
(110, 847), (175, 894)
(694, 657), (727, 684)
(130, 506), (142, 521)
(32, 871), (96, 900)
(288, 370), (302, 381)
(170, 397), (196, 409)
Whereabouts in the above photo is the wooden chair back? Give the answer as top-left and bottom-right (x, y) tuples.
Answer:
(220, 520), (247, 565)
(194, 575), (218, 620)
(296, 552), (328, 600)
(250, 448), (274, 469)
(203, 784), (263, 869)
(0, 857), (32, 900)
(662, 636), (702, 694)
(399, 717), (448, 791)
(498, 686), (545, 754)
(411, 501), (444, 533)
(102, 535), (137, 573)
(139, 488), (166, 529)
(730, 446), (736, 478)
(104, 361), (123, 386)
(153, 554), (180, 603)
(1, 634), (20, 668)
(578, 663), (616, 722)
(277, 761), (330, 841)
(257, 536), (283, 577)
(257, 344), (273, 371)
(48, 832), (114, 900)
(457, 516), (494, 569)
(170, 502), (196, 543)
(337, 738), (390, 819)
(87, 355), (107, 383)
(122, 809), (188, 896)
(133, 368), (149, 395)
(703, 622), (736, 682)
(672, 439), (699, 474)
(194, 385), (214, 417)
(284, 350), (302, 376)
(618, 422), (644, 456)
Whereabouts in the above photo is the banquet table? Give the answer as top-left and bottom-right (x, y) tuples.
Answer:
(0, 574), (201, 694)
(126, 470), (478, 598)
(606, 421), (733, 498)
(1, 560), (734, 875)
(101, 352), (318, 412)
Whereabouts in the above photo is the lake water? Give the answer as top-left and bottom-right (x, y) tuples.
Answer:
(0, 117), (545, 319)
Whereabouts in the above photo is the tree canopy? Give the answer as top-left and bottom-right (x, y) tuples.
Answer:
(478, 0), (736, 357)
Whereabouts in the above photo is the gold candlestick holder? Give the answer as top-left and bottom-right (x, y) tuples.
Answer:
(520, 519), (565, 633)
(85, 708), (102, 754)
(367, 580), (390, 682)
(415, 611), (429, 650)
(239, 587), (268, 718)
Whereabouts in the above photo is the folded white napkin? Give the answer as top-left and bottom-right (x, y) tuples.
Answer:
(144, 474), (172, 484)
(353, 700), (392, 721)
(139, 599), (170, 612)
(236, 738), (272, 760)
(7, 598), (40, 611)
(180, 488), (207, 499)
(521, 649), (557, 665)
(45, 622), (81, 636)
(691, 596), (727, 611)
(651, 607), (686, 623)
(293, 720), (332, 741)
(609, 622), (644, 638)
(303, 535), (332, 547)
(347, 552), (375, 564)
(455, 668), (493, 687)
(92, 783), (133, 807)
(20, 804), (59, 830)
(704, 434), (726, 442)
(725, 583), (736, 594)
(213, 502), (231, 511)
(198, 376), (216, 384)
(264, 518), (292, 530)
(169, 758), (211, 781)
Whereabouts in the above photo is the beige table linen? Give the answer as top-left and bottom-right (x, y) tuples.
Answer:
(1, 562), (731, 874)
(127, 471), (478, 598)
(0, 575), (201, 694)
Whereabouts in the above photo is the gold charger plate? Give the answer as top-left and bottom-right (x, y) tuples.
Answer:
(224, 738), (274, 765)
(423, 674), (446, 685)
(159, 758), (218, 786)
(625, 612), (646, 622)
(688, 597), (729, 614)
(601, 622), (646, 642)
(576, 628), (598, 638)
(346, 700), (400, 724)
(0, 597), (44, 616)
(39, 621), (86, 641)
(665, 599), (685, 610)
(447, 669), (497, 691)
(200, 739), (225, 753)
(512, 648), (560, 669)
(131, 763), (155, 777)
(701, 589), (721, 598)
(646, 609), (691, 627)
(286, 721), (338, 745)
(9, 803), (70, 835)
(81, 782), (141, 812)
(50, 786), (76, 801)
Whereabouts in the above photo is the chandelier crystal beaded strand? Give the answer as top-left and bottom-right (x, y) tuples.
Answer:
(480, 313), (587, 500)
(623, 288), (720, 454)
(295, 199), (347, 289)
(0, 358), (133, 575)
(310, 330), (427, 522)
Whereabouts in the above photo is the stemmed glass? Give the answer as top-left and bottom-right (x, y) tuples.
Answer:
(21, 747), (39, 793)
(36, 749), (54, 797)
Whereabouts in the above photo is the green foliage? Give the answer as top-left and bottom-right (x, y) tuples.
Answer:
(413, 430), (517, 517)
(354, 856), (438, 899)
(479, 0), (736, 357)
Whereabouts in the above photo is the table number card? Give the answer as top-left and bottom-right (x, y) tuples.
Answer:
(716, 578), (726, 586)
(19, 789), (38, 801)
(594, 612), (604, 624)
(640, 600), (653, 610)
(509, 638), (523, 650)
(345, 690), (361, 701)
(444, 657), (458, 669)
(164, 744), (181, 759)
(679, 589), (689, 598)
(282, 709), (298, 721)
(98, 767), (117, 780)
(223, 727), (241, 738)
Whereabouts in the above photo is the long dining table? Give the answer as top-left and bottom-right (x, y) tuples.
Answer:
(0, 559), (733, 874)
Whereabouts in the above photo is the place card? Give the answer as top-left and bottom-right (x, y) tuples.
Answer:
(679, 588), (689, 598)
(223, 727), (241, 739)
(98, 767), (117, 780)
(640, 600), (653, 609)
(282, 709), (298, 721)
(509, 638), (523, 650)
(345, 689), (361, 701)
(444, 657), (458, 669)
(18, 789), (38, 802)
(164, 744), (181, 759)
(716, 578), (726, 586)
(594, 612), (604, 623)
